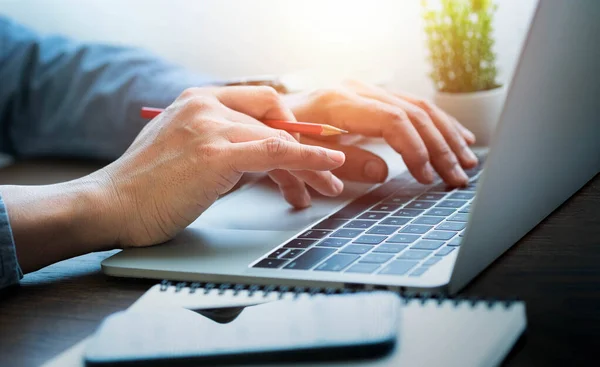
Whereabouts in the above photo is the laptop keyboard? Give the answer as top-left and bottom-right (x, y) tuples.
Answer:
(251, 155), (486, 277)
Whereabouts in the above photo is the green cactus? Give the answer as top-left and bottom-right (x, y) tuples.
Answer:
(422, 0), (501, 93)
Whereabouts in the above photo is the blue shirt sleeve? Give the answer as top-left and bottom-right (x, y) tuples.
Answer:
(0, 17), (218, 289)
(0, 195), (22, 289)
(0, 16), (216, 160)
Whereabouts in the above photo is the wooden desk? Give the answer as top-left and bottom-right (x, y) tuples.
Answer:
(0, 162), (598, 366)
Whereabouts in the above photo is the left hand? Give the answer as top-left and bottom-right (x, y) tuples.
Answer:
(282, 80), (478, 188)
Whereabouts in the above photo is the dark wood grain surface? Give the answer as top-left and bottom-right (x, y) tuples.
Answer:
(0, 162), (598, 367)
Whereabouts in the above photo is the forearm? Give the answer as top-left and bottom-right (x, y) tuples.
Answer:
(0, 16), (215, 160)
(0, 177), (117, 273)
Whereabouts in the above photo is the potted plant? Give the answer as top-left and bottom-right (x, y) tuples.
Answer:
(422, 0), (505, 146)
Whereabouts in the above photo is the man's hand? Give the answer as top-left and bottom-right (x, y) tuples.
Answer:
(283, 80), (478, 187)
(96, 86), (345, 247)
(1, 86), (346, 273)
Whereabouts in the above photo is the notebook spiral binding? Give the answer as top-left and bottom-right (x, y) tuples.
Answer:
(159, 280), (519, 309)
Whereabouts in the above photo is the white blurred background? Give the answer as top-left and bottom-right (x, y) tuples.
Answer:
(0, 0), (537, 97)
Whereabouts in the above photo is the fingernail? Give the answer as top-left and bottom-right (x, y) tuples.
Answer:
(327, 150), (345, 164)
(364, 160), (386, 182)
(452, 165), (469, 184)
(331, 175), (344, 194)
(421, 162), (435, 183)
(464, 147), (478, 163)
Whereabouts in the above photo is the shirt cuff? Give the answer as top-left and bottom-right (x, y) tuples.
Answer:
(0, 194), (23, 290)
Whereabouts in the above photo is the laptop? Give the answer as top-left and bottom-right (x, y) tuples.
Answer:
(102, 0), (600, 294)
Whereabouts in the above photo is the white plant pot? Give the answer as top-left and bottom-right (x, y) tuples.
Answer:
(433, 86), (507, 147)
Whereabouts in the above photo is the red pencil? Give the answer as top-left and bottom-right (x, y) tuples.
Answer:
(140, 107), (347, 136)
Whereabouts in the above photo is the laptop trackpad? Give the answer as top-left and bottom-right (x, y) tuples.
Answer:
(194, 140), (407, 232)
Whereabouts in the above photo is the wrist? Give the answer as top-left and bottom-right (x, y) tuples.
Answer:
(0, 179), (119, 273)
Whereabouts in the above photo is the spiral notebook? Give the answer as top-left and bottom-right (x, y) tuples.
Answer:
(43, 282), (527, 367)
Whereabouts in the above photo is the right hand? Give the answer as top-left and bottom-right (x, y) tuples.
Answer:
(93, 86), (346, 248)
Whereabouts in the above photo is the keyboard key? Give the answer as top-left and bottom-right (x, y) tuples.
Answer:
(358, 212), (388, 220)
(423, 256), (442, 266)
(315, 254), (359, 272)
(373, 244), (408, 253)
(412, 216), (444, 225)
(298, 229), (331, 239)
(448, 213), (469, 222)
(459, 205), (472, 213)
(458, 183), (477, 192)
(399, 225), (432, 234)
(340, 244), (372, 255)
(283, 248), (336, 270)
(280, 249), (304, 259)
(329, 198), (373, 220)
(380, 217), (411, 226)
(383, 195), (413, 205)
(447, 237), (462, 246)
(312, 218), (348, 230)
(360, 253), (394, 264)
(254, 258), (287, 269)
(331, 229), (363, 238)
(436, 200), (468, 209)
(354, 235), (386, 245)
(366, 225), (399, 235)
(404, 201), (436, 210)
(417, 193), (446, 201)
(411, 240), (445, 250)
(392, 209), (424, 217)
(436, 222), (466, 231)
(283, 239), (317, 249)
(267, 248), (287, 258)
(387, 234), (420, 244)
(397, 250), (431, 260)
(435, 247), (456, 256)
(409, 267), (430, 277)
(449, 192), (475, 200)
(345, 263), (380, 274)
(317, 238), (351, 248)
(423, 231), (456, 241)
(344, 220), (377, 229)
(428, 183), (453, 192)
(379, 260), (419, 276)
(425, 208), (456, 217)
(371, 203), (401, 212)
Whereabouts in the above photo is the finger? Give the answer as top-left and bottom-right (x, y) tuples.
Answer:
(393, 91), (477, 146)
(214, 86), (296, 121)
(393, 94), (478, 168)
(223, 119), (297, 144)
(227, 138), (345, 172)
(268, 170), (311, 209)
(290, 170), (344, 197)
(452, 118), (477, 145)
(344, 83), (477, 186)
(301, 136), (389, 183)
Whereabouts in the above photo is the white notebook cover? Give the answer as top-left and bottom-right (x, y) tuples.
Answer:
(43, 283), (526, 367)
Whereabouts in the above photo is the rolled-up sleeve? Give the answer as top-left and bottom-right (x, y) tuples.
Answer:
(0, 195), (22, 289)
(0, 16), (216, 161)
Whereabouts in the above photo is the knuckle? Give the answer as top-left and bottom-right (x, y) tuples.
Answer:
(417, 99), (436, 114)
(256, 86), (280, 103)
(195, 143), (222, 159)
(384, 109), (410, 129)
(185, 95), (215, 113)
(276, 129), (296, 142)
(411, 147), (430, 166)
(407, 108), (432, 130)
(179, 87), (198, 99)
(263, 137), (289, 158)
(310, 87), (350, 105)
